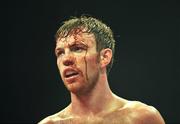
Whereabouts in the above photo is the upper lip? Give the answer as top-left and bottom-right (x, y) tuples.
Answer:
(63, 67), (79, 78)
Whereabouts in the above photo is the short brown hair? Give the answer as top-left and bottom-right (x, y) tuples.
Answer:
(55, 16), (115, 74)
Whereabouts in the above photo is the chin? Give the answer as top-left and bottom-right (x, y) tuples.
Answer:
(65, 81), (84, 93)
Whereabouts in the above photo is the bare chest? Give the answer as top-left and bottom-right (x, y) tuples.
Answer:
(53, 114), (135, 124)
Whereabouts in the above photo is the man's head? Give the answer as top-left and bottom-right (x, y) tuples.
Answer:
(55, 16), (115, 74)
(55, 16), (116, 94)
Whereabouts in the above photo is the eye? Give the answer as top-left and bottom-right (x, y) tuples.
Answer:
(55, 49), (64, 57)
(71, 46), (83, 52)
(71, 44), (87, 53)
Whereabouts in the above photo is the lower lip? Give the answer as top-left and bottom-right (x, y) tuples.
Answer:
(65, 74), (79, 83)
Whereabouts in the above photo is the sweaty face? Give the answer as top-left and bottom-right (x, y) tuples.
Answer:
(55, 32), (100, 95)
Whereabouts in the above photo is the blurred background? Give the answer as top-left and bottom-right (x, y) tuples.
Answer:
(2, 0), (179, 123)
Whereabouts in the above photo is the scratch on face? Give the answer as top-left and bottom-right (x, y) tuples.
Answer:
(84, 49), (89, 81)
(72, 31), (89, 82)
(57, 28), (90, 82)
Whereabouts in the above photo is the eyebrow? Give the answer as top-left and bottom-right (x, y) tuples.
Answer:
(55, 41), (88, 51)
(67, 40), (82, 44)
(55, 47), (63, 51)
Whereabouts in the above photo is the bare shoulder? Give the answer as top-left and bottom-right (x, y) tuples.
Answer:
(38, 112), (63, 124)
(124, 101), (165, 124)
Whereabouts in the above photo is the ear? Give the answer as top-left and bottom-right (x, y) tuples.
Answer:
(100, 48), (112, 68)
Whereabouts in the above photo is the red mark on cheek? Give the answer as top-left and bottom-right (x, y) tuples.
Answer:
(84, 50), (89, 81)
(71, 33), (89, 82)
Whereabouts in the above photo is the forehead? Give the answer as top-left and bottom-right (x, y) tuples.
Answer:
(56, 32), (96, 47)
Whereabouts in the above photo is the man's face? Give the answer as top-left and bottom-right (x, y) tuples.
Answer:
(55, 32), (100, 94)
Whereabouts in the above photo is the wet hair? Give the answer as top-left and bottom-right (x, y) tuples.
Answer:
(55, 16), (115, 74)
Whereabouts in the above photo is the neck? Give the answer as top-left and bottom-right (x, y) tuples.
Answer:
(69, 73), (115, 116)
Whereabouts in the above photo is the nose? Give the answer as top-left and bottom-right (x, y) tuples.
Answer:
(62, 53), (75, 66)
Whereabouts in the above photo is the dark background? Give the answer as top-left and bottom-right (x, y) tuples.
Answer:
(2, 0), (179, 123)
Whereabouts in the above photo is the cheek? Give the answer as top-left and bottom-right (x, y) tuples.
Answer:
(57, 59), (61, 69)
(57, 59), (63, 74)
(76, 54), (99, 69)
(88, 56), (98, 66)
(85, 55), (99, 69)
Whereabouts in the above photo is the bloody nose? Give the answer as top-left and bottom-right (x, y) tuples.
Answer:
(63, 58), (74, 66)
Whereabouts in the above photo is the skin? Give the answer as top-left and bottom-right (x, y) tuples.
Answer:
(39, 31), (165, 124)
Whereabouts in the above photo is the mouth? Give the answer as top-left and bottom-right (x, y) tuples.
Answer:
(65, 71), (79, 78)
(63, 68), (80, 80)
